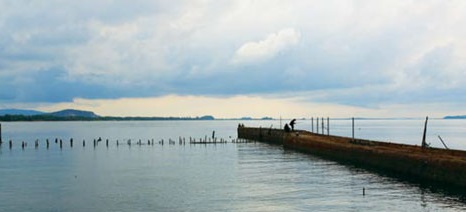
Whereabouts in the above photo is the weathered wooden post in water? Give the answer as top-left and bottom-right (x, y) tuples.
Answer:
(0, 123), (2, 145)
(311, 117), (314, 133)
(352, 117), (355, 141)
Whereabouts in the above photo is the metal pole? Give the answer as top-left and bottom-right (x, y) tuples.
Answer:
(317, 118), (319, 134)
(438, 135), (449, 150)
(327, 117), (329, 135)
(422, 116), (428, 148)
(321, 117), (324, 135)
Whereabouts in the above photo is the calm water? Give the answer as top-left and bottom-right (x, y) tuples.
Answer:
(1, 120), (466, 211)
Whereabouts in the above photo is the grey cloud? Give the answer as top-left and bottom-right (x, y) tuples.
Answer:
(1, 0), (466, 111)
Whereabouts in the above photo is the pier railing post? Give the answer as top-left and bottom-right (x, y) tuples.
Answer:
(317, 118), (319, 134)
(321, 117), (324, 135)
(422, 116), (428, 148)
(327, 117), (329, 135)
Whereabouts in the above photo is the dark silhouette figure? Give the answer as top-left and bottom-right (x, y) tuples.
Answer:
(290, 119), (296, 131)
(284, 123), (291, 132)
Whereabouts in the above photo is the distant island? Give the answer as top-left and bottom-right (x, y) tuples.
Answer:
(444, 115), (466, 119)
(0, 109), (216, 121)
(0, 109), (274, 121)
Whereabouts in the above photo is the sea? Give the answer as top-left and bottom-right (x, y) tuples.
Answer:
(1, 119), (466, 211)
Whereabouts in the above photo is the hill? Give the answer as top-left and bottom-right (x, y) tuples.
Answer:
(49, 109), (99, 118)
(0, 109), (44, 116)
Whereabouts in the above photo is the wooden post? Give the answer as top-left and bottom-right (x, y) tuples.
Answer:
(0, 123), (2, 144)
(311, 117), (314, 133)
(70, 138), (73, 147)
(327, 117), (330, 135)
(212, 131), (215, 139)
(422, 116), (428, 148)
(352, 117), (355, 141)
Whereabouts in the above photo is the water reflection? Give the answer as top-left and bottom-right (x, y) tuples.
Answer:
(1, 121), (466, 211)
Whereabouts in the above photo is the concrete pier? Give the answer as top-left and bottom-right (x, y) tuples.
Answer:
(238, 126), (466, 189)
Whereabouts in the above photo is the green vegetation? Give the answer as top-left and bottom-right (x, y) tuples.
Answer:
(0, 114), (216, 122)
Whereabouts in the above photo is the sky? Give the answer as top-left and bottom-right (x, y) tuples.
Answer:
(1, 0), (466, 118)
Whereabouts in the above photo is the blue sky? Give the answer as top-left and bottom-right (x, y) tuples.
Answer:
(1, 1), (466, 118)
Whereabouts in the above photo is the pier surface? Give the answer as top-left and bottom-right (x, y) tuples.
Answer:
(238, 126), (466, 188)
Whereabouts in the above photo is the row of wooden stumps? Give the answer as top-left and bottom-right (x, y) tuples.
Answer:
(0, 132), (253, 150)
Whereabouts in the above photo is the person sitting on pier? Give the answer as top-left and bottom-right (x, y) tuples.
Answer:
(284, 123), (291, 132)
(290, 119), (296, 131)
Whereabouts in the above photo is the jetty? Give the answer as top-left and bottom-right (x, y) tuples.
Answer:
(237, 126), (466, 189)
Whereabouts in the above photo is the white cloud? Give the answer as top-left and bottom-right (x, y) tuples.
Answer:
(232, 28), (300, 64)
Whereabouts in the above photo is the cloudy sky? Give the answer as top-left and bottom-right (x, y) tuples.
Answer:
(1, 0), (466, 118)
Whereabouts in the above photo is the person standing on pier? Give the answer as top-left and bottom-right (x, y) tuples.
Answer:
(290, 119), (296, 131)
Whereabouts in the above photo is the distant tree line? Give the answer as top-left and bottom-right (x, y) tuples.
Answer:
(0, 114), (215, 122)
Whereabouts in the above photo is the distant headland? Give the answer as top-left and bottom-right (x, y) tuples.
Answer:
(0, 109), (216, 121)
(0, 109), (272, 121)
(444, 115), (466, 119)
